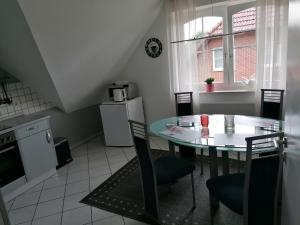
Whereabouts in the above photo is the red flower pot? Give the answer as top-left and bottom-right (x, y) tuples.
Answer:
(206, 84), (214, 92)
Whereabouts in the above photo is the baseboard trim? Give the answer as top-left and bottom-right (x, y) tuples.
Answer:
(70, 131), (103, 150)
(2, 169), (56, 202)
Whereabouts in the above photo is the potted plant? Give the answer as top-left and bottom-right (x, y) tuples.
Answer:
(205, 77), (215, 92)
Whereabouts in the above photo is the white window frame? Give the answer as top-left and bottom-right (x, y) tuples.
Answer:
(196, 1), (256, 91)
(194, 6), (228, 88)
(212, 47), (224, 71)
(226, 1), (256, 89)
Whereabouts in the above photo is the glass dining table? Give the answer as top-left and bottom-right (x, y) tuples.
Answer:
(150, 114), (283, 177)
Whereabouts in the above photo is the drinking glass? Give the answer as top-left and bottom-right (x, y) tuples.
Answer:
(224, 115), (235, 131)
(201, 127), (209, 138)
(200, 114), (209, 127)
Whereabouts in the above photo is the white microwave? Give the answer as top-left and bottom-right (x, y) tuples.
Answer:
(108, 82), (138, 101)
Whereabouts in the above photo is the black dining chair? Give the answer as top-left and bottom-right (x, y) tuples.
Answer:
(261, 89), (285, 120)
(174, 92), (204, 174)
(129, 120), (196, 223)
(175, 92), (194, 117)
(259, 89), (284, 158)
(206, 132), (284, 225)
(236, 89), (284, 175)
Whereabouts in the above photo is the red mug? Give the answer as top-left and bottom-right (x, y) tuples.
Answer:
(200, 114), (209, 127)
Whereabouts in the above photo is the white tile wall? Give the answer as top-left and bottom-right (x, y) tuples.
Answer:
(0, 82), (53, 119)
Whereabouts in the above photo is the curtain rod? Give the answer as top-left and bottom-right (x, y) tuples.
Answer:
(170, 29), (255, 44)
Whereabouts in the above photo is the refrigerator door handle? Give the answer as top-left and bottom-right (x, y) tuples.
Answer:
(46, 131), (51, 143)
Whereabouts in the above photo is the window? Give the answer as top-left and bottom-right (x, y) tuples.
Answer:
(194, 16), (225, 83)
(230, 5), (256, 85)
(192, 2), (256, 90)
(212, 48), (224, 71)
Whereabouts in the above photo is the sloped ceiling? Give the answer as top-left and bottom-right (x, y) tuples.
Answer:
(1, 0), (163, 112)
(0, 0), (64, 110)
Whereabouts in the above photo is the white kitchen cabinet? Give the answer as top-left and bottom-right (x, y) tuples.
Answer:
(16, 119), (57, 181)
(0, 192), (10, 225)
(100, 97), (145, 146)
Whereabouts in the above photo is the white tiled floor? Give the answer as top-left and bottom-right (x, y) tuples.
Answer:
(6, 135), (166, 225)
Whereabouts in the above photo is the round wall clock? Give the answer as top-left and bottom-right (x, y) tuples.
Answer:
(145, 38), (163, 58)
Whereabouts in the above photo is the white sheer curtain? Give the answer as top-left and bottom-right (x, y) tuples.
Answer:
(255, 0), (289, 113)
(167, 0), (202, 113)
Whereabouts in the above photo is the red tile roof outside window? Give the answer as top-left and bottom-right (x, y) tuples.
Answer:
(210, 7), (256, 35)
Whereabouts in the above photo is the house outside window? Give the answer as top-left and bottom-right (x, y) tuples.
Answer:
(212, 48), (224, 71)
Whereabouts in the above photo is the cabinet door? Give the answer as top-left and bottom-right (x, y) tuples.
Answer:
(18, 129), (57, 181)
(100, 104), (133, 146)
(127, 97), (145, 123)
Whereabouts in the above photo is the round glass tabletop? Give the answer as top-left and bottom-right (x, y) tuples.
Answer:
(150, 114), (283, 152)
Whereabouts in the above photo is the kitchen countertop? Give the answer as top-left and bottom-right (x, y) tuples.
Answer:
(0, 114), (50, 135)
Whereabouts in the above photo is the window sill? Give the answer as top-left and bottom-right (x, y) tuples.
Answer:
(198, 90), (256, 104)
(199, 90), (255, 94)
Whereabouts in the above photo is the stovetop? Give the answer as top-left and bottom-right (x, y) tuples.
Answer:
(0, 124), (12, 132)
(0, 128), (15, 147)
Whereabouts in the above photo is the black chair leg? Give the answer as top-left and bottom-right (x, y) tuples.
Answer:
(209, 192), (218, 225)
(200, 148), (204, 175)
(191, 172), (196, 209)
(237, 152), (241, 173)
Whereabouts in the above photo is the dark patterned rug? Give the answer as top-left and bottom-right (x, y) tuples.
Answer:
(81, 149), (243, 225)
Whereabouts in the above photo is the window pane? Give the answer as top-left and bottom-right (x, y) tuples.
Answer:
(196, 16), (224, 83)
(232, 7), (256, 83)
(213, 48), (224, 71)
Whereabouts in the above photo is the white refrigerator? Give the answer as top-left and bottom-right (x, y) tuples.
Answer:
(99, 97), (145, 146)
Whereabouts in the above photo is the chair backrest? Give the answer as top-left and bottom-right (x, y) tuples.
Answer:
(244, 132), (284, 225)
(174, 92), (193, 116)
(261, 89), (285, 120)
(128, 120), (159, 222)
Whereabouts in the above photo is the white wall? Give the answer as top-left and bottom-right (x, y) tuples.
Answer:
(120, 7), (173, 124)
(120, 5), (255, 124)
(199, 91), (255, 115)
(18, 0), (163, 112)
(36, 106), (102, 148)
(0, 0), (64, 110)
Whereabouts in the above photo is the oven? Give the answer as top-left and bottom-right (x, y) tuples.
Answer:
(0, 131), (25, 188)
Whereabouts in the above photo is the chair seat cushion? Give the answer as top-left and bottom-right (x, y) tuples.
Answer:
(206, 173), (245, 215)
(154, 156), (195, 185)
